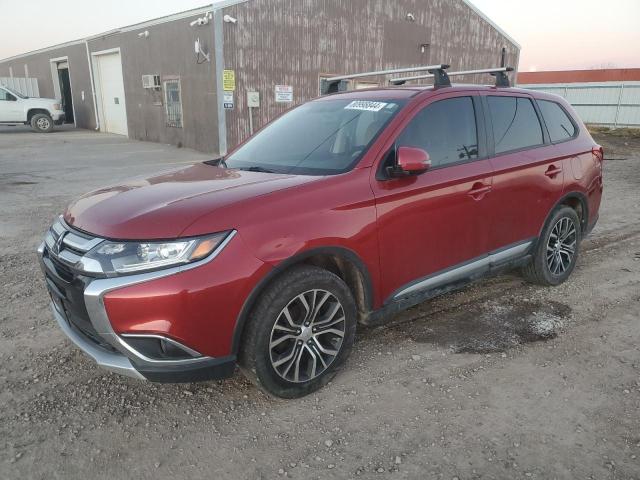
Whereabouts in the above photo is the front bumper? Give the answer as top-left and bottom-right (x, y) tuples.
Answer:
(51, 301), (236, 382)
(51, 110), (65, 124)
(36, 219), (266, 383)
(51, 302), (144, 379)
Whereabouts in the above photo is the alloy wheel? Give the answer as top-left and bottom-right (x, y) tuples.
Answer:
(269, 289), (346, 383)
(546, 217), (577, 275)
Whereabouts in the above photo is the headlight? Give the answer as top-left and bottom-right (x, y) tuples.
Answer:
(84, 231), (231, 275)
(52, 103), (62, 111)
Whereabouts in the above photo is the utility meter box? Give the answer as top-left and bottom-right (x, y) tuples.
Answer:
(247, 91), (260, 108)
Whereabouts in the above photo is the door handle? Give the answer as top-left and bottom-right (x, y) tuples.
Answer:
(468, 182), (492, 200)
(545, 165), (563, 178)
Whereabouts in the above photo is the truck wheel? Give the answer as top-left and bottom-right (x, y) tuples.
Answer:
(30, 113), (54, 133)
(522, 206), (581, 286)
(239, 265), (357, 398)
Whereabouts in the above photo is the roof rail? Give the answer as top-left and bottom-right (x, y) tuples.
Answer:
(320, 64), (450, 95)
(389, 67), (515, 88)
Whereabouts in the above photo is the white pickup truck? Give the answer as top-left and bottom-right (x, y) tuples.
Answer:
(0, 85), (65, 132)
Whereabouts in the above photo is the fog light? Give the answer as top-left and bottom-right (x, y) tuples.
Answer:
(119, 335), (202, 361)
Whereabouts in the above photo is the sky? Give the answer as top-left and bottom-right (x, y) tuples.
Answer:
(0, 0), (638, 71)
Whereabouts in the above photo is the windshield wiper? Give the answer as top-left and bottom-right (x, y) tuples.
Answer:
(238, 166), (278, 173)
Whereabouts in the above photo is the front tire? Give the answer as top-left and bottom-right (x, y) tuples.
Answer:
(522, 206), (581, 286)
(239, 265), (357, 398)
(30, 113), (54, 133)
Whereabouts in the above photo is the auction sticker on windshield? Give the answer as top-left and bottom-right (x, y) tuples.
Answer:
(344, 101), (389, 112)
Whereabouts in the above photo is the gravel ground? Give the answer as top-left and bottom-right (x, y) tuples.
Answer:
(1, 126), (639, 480)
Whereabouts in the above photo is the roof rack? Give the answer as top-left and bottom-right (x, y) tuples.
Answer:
(319, 65), (515, 95)
(389, 67), (514, 87)
(320, 64), (451, 94)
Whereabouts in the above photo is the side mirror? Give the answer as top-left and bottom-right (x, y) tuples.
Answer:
(388, 146), (431, 178)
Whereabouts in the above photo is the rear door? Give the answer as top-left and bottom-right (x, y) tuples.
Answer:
(370, 91), (494, 302)
(480, 92), (564, 250)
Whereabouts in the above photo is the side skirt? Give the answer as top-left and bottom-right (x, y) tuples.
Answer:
(363, 240), (535, 327)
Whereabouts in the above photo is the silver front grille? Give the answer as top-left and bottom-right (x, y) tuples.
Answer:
(44, 217), (105, 273)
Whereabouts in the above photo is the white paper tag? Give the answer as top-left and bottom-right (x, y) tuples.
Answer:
(344, 101), (388, 112)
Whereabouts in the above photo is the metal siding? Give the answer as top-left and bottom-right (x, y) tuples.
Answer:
(565, 86), (621, 105)
(221, 0), (519, 148)
(0, 77), (39, 97)
(618, 105), (640, 126)
(622, 85), (640, 104)
(521, 82), (640, 128)
(1, 0), (519, 151)
(85, 14), (220, 152)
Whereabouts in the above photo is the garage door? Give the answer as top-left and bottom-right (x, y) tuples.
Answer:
(95, 52), (128, 136)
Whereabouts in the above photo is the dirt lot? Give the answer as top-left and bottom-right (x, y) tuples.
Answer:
(1, 127), (639, 480)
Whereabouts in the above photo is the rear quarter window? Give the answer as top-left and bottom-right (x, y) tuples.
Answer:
(488, 96), (544, 154)
(538, 100), (577, 142)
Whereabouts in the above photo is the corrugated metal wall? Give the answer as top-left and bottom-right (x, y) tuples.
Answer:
(1, 1), (519, 153)
(221, 0), (520, 148)
(519, 82), (640, 128)
(0, 77), (40, 97)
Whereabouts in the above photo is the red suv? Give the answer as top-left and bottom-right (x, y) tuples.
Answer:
(39, 77), (603, 398)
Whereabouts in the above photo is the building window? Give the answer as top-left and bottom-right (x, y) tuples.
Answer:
(164, 79), (183, 128)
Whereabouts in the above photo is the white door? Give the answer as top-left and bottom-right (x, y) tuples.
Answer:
(95, 52), (127, 136)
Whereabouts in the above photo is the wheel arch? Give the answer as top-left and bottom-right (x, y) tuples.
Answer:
(27, 109), (52, 122)
(231, 246), (374, 355)
(545, 191), (590, 235)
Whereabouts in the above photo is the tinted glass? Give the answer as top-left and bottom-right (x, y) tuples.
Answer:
(398, 96), (478, 167)
(2, 86), (26, 99)
(539, 100), (577, 142)
(225, 98), (404, 175)
(488, 96), (543, 154)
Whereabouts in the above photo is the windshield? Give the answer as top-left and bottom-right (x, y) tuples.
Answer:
(224, 98), (405, 175)
(2, 86), (27, 99)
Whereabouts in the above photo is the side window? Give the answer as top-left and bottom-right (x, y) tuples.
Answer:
(538, 100), (577, 142)
(488, 96), (543, 154)
(0, 89), (16, 101)
(398, 96), (478, 167)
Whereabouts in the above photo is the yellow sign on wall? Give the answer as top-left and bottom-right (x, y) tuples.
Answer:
(223, 70), (236, 91)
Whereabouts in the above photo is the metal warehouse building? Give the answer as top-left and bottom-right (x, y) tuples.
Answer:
(0, 0), (520, 154)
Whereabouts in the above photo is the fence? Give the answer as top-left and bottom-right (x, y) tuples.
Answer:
(518, 82), (640, 128)
(0, 77), (40, 97)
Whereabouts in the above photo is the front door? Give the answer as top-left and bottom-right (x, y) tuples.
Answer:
(371, 92), (494, 302)
(0, 88), (23, 121)
(57, 67), (74, 124)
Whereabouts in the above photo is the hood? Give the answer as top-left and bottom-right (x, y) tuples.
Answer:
(64, 163), (319, 240)
(27, 97), (59, 107)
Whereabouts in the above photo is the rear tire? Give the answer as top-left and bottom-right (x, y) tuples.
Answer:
(30, 113), (54, 133)
(522, 206), (581, 286)
(238, 265), (357, 398)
